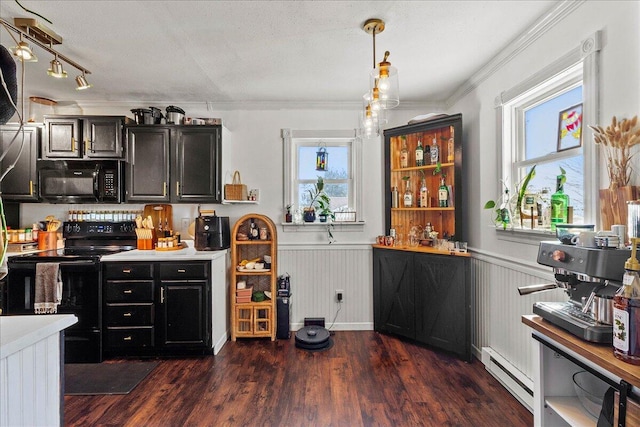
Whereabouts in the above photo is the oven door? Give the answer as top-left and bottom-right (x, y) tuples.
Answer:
(6, 258), (103, 363)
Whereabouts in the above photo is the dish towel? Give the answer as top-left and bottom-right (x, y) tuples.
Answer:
(35, 262), (62, 314)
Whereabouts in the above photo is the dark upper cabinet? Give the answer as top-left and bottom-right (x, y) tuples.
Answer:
(174, 127), (221, 202)
(0, 125), (39, 201)
(43, 115), (128, 159)
(126, 127), (171, 202)
(126, 125), (221, 203)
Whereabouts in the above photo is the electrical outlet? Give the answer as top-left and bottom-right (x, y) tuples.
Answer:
(181, 218), (191, 231)
(336, 289), (344, 303)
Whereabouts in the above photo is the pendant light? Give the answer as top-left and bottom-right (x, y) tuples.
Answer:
(359, 18), (399, 138)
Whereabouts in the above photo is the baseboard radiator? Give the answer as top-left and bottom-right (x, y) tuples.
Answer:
(471, 253), (566, 412)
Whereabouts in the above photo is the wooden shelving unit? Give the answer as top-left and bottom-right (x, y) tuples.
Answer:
(230, 214), (277, 341)
(384, 115), (463, 242)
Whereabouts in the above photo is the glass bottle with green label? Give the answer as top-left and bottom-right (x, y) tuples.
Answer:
(438, 177), (449, 207)
(415, 139), (424, 167)
(550, 175), (569, 230)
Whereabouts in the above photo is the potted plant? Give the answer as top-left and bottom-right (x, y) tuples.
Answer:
(304, 176), (330, 223)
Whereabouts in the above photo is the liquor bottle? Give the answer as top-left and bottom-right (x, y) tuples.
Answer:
(403, 179), (413, 208)
(400, 137), (409, 168)
(249, 218), (259, 240)
(430, 137), (439, 165)
(613, 238), (640, 365)
(419, 178), (429, 208)
(550, 175), (569, 230)
(438, 177), (449, 207)
(447, 126), (454, 163)
(415, 140), (424, 167)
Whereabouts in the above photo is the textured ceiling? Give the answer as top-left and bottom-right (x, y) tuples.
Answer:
(0, 0), (558, 108)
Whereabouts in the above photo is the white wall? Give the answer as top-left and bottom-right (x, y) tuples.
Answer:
(448, 0), (640, 390)
(453, 0), (639, 258)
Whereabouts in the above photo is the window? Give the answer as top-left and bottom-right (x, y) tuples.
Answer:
(282, 129), (362, 222)
(497, 31), (601, 232)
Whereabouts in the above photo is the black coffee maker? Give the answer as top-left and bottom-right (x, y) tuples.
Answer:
(194, 210), (230, 251)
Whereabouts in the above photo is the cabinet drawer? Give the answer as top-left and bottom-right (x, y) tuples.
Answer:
(159, 262), (208, 279)
(104, 263), (153, 279)
(106, 326), (154, 348)
(104, 281), (154, 302)
(105, 303), (154, 326)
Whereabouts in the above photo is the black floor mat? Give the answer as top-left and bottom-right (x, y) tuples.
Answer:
(64, 361), (158, 395)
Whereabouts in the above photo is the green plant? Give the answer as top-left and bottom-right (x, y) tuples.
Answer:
(484, 166), (536, 229)
(515, 165), (536, 226)
(306, 176), (335, 242)
(483, 182), (511, 230)
(432, 162), (446, 179)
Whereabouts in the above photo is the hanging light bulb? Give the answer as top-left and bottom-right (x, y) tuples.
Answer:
(370, 51), (399, 109)
(360, 104), (379, 138)
(75, 72), (92, 90)
(12, 40), (37, 62)
(47, 55), (67, 78)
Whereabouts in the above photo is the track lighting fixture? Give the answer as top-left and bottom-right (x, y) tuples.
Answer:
(47, 55), (67, 78)
(75, 72), (91, 90)
(12, 39), (37, 62)
(1, 17), (91, 89)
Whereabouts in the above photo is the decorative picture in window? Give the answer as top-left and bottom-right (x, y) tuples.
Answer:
(557, 103), (582, 151)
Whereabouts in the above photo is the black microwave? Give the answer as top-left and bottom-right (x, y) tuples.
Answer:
(38, 160), (123, 203)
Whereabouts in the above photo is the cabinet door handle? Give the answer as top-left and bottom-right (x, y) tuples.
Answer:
(177, 269), (186, 273)
(123, 289), (133, 294)
(176, 181), (180, 196)
(71, 137), (76, 152)
(163, 182), (167, 197)
(123, 336), (132, 341)
(29, 180), (33, 196)
(123, 312), (132, 317)
(122, 269), (131, 273)
(160, 287), (165, 303)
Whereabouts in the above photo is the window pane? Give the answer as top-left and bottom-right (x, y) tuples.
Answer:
(524, 85), (582, 159)
(298, 146), (349, 180)
(521, 155), (584, 223)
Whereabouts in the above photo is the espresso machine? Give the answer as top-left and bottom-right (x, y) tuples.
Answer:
(194, 210), (230, 251)
(521, 241), (631, 343)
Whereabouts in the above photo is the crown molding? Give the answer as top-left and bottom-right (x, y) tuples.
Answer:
(445, 0), (586, 109)
(75, 99), (443, 113)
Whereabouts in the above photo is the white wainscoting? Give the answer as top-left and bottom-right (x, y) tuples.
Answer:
(470, 250), (567, 409)
(277, 244), (373, 331)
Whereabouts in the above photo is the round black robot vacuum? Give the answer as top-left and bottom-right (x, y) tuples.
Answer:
(295, 325), (333, 351)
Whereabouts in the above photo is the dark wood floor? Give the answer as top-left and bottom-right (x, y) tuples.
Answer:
(64, 331), (532, 426)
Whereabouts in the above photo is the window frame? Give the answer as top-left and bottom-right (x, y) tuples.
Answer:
(495, 31), (601, 239)
(282, 129), (363, 223)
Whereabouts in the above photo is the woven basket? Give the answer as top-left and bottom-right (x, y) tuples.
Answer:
(225, 170), (248, 200)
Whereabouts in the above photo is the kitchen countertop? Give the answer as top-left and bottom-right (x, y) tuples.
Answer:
(522, 314), (640, 388)
(101, 240), (228, 262)
(0, 314), (77, 359)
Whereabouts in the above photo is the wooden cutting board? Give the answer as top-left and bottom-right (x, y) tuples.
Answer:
(143, 204), (173, 234)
